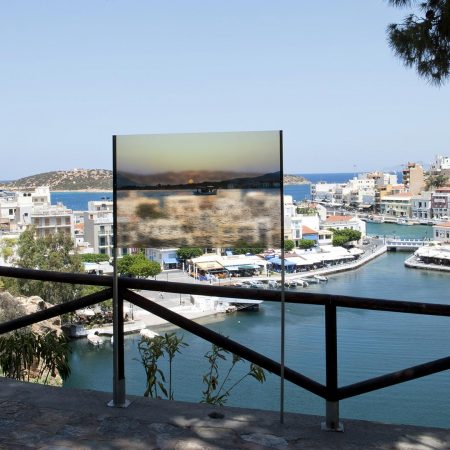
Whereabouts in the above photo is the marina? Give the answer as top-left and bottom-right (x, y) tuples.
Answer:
(64, 250), (450, 429)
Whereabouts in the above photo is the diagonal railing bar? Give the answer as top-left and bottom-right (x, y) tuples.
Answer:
(1, 265), (449, 428)
(0, 288), (113, 335)
(123, 288), (327, 398)
(338, 355), (450, 401)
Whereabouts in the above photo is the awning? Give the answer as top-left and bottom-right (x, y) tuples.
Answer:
(268, 257), (296, 266)
(163, 257), (178, 264)
(195, 261), (224, 271)
(224, 266), (239, 271)
(238, 264), (261, 270)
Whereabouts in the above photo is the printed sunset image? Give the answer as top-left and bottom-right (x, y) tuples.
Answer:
(114, 131), (282, 248)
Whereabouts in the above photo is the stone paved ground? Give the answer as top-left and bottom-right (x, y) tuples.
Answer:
(1, 378), (449, 449)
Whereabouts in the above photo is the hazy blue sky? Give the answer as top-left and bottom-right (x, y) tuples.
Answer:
(2, 1), (449, 179)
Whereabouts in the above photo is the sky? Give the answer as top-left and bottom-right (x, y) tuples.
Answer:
(116, 131), (280, 175)
(2, 1), (449, 180)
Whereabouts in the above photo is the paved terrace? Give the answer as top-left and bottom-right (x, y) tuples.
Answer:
(1, 378), (449, 449)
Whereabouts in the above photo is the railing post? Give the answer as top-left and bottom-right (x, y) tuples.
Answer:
(322, 303), (343, 431)
(108, 246), (130, 408)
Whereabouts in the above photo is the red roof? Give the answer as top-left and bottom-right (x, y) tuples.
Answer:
(302, 225), (317, 234)
(436, 222), (450, 228)
(325, 215), (352, 222)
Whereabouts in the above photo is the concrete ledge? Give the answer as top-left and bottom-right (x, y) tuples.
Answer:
(405, 255), (450, 273)
(1, 378), (449, 449)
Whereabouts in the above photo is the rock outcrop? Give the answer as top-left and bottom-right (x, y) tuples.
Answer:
(0, 291), (62, 335)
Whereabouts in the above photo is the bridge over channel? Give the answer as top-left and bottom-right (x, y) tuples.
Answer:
(385, 238), (429, 251)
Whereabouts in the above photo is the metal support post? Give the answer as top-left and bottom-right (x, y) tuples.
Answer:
(108, 246), (130, 408)
(322, 303), (343, 431)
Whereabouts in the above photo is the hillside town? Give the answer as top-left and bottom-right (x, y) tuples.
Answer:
(0, 155), (449, 278)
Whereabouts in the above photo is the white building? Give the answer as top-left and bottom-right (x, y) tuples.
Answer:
(429, 155), (450, 177)
(380, 194), (412, 218)
(31, 204), (74, 238)
(145, 248), (180, 269)
(411, 192), (432, 222)
(310, 182), (344, 204)
(83, 200), (114, 256)
(284, 196), (320, 245)
(433, 222), (450, 243)
(321, 215), (366, 237)
(431, 188), (450, 220)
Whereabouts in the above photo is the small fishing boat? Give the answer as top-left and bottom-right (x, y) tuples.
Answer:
(296, 279), (309, 287)
(193, 186), (218, 195)
(139, 328), (159, 340)
(87, 330), (104, 346)
(314, 275), (328, 282)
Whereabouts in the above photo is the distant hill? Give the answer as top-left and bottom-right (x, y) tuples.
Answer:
(0, 169), (308, 191)
(0, 169), (113, 191)
(284, 174), (309, 184)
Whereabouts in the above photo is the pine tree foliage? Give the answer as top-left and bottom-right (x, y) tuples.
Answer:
(387, 0), (450, 84)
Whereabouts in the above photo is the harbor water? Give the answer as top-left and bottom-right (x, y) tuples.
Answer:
(64, 252), (449, 428)
(56, 188), (449, 428)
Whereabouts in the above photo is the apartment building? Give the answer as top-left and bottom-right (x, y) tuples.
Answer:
(411, 192), (432, 222)
(144, 248), (180, 269)
(431, 188), (450, 220)
(380, 193), (413, 218)
(402, 162), (425, 195)
(31, 205), (74, 237)
(0, 187), (71, 235)
(433, 222), (450, 243)
(83, 200), (113, 256)
(429, 155), (450, 177)
(321, 215), (366, 236)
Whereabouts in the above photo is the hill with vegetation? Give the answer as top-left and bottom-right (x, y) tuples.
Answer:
(284, 174), (309, 185)
(0, 169), (113, 191)
(0, 169), (307, 191)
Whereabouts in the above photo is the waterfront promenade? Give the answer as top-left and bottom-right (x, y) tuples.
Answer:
(1, 377), (449, 449)
(91, 239), (388, 336)
(405, 254), (450, 273)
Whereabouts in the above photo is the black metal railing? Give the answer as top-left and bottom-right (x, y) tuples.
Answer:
(0, 265), (449, 430)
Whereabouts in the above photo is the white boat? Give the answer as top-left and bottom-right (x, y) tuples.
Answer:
(296, 279), (309, 287)
(396, 218), (413, 226)
(87, 330), (104, 346)
(314, 275), (328, 282)
(268, 280), (280, 288)
(303, 276), (319, 284)
(139, 328), (159, 340)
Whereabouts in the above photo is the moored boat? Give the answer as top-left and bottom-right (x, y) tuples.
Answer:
(193, 186), (218, 195)
(87, 330), (104, 346)
(139, 328), (159, 340)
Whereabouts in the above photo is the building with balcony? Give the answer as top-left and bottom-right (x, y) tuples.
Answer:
(431, 188), (450, 220)
(402, 162), (425, 195)
(83, 200), (114, 256)
(380, 193), (412, 218)
(31, 205), (74, 237)
(321, 215), (366, 236)
(411, 192), (432, 222)
(433, 222), (450, 243)
(429, 154), (450, 177)
(145, 247), (180, 269)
